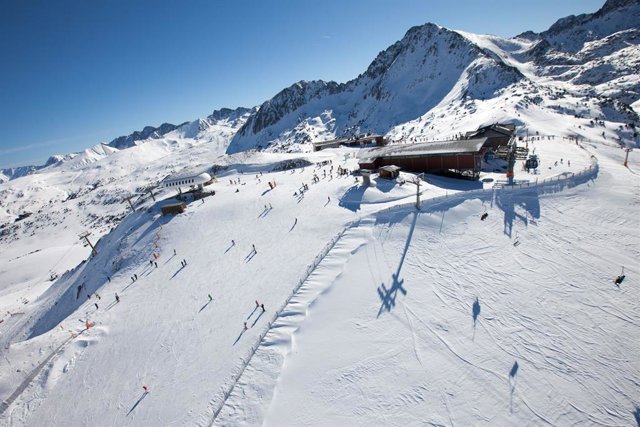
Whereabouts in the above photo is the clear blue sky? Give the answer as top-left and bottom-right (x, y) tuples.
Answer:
(0, 0), (605, 168)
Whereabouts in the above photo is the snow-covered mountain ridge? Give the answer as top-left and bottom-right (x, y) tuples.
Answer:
(0, 107), (252, 183)
(228, 23), (525, 154)
(228, 0), (639, 154)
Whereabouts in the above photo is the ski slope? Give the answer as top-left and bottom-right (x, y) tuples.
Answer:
(217, 143), (640, 426)
(1, 135), (638, 425)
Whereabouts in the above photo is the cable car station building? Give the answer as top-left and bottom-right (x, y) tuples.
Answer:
(358, 138), (488, 180)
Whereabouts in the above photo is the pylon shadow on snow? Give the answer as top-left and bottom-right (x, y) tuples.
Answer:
(376, 211), (417, 317)
(495, 190), (538, 239)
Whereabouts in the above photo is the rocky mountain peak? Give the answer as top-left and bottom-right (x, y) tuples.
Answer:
(237, 80), (339, 138)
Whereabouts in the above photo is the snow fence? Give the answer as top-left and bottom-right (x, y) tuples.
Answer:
(208, 217), (360, 424)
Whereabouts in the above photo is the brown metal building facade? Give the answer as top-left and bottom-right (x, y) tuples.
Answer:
(358, 138), (487, 178)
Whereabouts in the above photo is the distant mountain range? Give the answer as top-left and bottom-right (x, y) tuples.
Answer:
(2, 0), (637, 183)
(0, 107), (252, 182)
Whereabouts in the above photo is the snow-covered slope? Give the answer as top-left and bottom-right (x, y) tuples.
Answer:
(217, 144), (639, 426)
(1, 1), (639, 425)
(1, 133), (638, 426)
(0, 107), (251, 327)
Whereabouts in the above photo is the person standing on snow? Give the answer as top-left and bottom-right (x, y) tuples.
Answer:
(115, 293), (120, 303)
